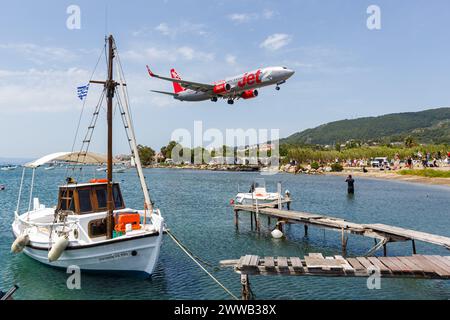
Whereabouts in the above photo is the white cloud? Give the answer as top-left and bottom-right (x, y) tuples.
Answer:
(134, 21), (208, 38)
(155, 23), (173, 37)
(122, 45), (214, 63)
(0, 68), (92, 113)
(228, 13), (256, 23)
(262, 9), (275, 19)
(260, 33), (292, 51)
(0, 43), (78, 65)
(225, 54), (236, 66)
(227, 10), (276, 23)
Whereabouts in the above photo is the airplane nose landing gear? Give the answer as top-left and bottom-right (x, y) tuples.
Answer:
(211, 97), (218, 102)
(275, 86), (280, 91)
(227, 99), (234, 105)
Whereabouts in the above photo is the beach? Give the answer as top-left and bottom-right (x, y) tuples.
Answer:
(326, 168), (450, 187)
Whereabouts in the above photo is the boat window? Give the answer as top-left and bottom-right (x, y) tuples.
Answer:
(88, 218), (106, 238)
(95, 188), (107, 209)
(78, 189), (92, 213)
(59, 189), (75, 212)
(113, 184), (124, 209)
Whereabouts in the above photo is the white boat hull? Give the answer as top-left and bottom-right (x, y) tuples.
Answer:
(20, 233), (162, 276)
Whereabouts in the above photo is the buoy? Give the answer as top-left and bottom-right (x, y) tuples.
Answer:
(271, 229), (283, 239)
(11, 234), (30, 253)
(48, 235), (69, 262)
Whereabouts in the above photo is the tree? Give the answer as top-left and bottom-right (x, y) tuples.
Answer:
(161, 141), (178, 159)
(404, 136), (416, 148)
(137, 144), (155, 166)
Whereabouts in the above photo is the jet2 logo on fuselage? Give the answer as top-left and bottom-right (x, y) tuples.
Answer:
(237, 70), (262, 88)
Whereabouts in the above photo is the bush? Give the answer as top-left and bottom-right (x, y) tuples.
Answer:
(311, 162), (320, 170)
(331, 163), (343, 172)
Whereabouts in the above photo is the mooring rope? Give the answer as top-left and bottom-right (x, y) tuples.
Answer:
(166, 229), (239, 300)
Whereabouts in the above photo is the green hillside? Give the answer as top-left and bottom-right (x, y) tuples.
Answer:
(281, 107), (450, 146)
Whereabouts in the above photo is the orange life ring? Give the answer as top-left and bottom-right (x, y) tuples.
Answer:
(89, 178), (108, 183)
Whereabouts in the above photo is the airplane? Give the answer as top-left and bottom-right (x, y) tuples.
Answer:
(146, 65), (295, 104)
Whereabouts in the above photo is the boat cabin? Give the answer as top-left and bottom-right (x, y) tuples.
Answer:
(57, 180), (125, 214)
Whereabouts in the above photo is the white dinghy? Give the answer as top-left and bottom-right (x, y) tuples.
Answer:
(11, 35), (164, 276)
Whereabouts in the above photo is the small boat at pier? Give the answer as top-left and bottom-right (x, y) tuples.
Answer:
(234, 178), (286, 206)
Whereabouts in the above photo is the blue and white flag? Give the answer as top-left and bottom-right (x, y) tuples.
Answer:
(77, 84), (89, 100)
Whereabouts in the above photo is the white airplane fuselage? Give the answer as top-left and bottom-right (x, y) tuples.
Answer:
(175, 66), (294, 102)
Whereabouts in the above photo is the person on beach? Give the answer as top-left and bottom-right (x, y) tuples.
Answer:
(345, 175), (355, 194)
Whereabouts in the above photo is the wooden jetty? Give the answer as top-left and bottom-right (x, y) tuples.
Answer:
(232, 203), (450, 256)
(220, 253), (450, 299)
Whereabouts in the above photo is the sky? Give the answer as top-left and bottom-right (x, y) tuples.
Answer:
(1, 0), (450, 158)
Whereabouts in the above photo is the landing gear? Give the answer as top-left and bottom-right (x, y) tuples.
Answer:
(211, 97), (218, 102)
(227, 99), (234, 105)
(275, 86), (280, 91)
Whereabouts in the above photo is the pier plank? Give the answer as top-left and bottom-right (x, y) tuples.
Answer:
(346, 258), (366, 271)
(410, 255), (449, 277)
(276, 257), (289, 269)
(356, 257), (375, 270)
(378, 257), (409, 274)
(263, 257), (275, 269)
(367, 257), (391, 274)
(334, 255), (355, 273)
(289, 257), (303, 271)
(394, 257), (424, 274)
(419, 256), (450, 276)
(432, 255), (450, 268)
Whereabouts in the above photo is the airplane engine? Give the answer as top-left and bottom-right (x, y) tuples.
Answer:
(241, 89), (258, 99)
(213, 83), (231, 94)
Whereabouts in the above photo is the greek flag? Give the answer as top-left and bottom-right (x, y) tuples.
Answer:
(77, 84), (89, 100)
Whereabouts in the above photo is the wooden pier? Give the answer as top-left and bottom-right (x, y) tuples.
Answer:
(233, 203), (450, 256)
(220, 253), (450, 299)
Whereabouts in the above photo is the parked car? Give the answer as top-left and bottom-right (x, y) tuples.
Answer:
(371, 157), (389, 168)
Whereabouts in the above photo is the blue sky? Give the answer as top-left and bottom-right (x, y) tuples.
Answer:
(1, 0), (450, 157)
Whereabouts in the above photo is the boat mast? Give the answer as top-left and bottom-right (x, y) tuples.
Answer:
(106, 35), (115, 239)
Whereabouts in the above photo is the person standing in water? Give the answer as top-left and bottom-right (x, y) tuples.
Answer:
(346, 175), (355, 194)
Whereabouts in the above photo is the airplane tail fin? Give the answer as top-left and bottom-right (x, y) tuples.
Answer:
(170, 68), (185, 93)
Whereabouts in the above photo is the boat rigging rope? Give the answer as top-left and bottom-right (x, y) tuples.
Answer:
(166, 229), (239, 300)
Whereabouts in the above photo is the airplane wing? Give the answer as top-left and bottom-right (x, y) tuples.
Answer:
(146, 65), (214, 93)
(150, 90), (178, 97)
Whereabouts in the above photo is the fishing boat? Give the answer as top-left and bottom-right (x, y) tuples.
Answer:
(234, 178), (285, 206)
(10, 35), (164, 276)
(1, 165), (18, 171)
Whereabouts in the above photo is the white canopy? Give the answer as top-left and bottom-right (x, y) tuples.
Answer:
(25, 152), (114, 168)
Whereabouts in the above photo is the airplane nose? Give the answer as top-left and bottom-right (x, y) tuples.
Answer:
(287, 69), (295, 77)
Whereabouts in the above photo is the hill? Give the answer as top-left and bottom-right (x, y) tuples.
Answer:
(281, 107), (450, 146)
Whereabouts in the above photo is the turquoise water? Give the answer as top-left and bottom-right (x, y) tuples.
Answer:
(1, 168), (449, 300)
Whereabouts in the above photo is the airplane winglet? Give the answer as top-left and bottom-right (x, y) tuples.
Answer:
(146, 65), (155, 77)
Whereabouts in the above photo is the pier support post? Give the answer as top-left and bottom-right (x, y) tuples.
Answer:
(240, 274), (251, 300)
(256, 213), (260, 232)
(234, 210), (239, 230)
(383, 243), (387, 257)
(341, 228), (348, 256)
(250, 212), (254, 230)
(412, 240), (417, 254)
(304, 225), (308, 237)
(267, 216), (271, 226)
